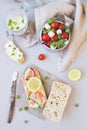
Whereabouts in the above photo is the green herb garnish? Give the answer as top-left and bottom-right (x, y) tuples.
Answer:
(24, 120), (29, 124)
(19, 54), (21, 57)
(9, 45), (11, 47)
(13, 47), (16, 50)
(10, 26), (14, 30)
(11, 53), (15, 56)
(45, 76), (49, 80)
(8, 19), (12, 26)
(75, 104), (80, 108)
(13, 21), (17, 25)
(17, 59), (22, 62)
(16, 95), (21, 99)
(18, 108), (23, 112)
(48, 17), (56, 24)
(27, 96), (30, 101)
(21, 19), (25, 23)
(24, 106), (29, 111)
(16, 26), (20, 30)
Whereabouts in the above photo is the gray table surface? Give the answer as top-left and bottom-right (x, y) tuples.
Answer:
(0, 0), (87, 130)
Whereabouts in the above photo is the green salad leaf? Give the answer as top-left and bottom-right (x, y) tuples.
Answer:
(65, 26), (71, 33)
(50, 39), (66, 49)
(48, 17), (56, 24)
(42, 28), (48, 34)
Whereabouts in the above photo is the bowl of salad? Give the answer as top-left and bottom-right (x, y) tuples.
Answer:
(40, 17), (71, 51)
(6, 8), (28, 36)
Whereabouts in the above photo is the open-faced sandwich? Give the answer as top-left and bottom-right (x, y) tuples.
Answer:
(21, 67), (47, 109)
(4, 40), (25, 63)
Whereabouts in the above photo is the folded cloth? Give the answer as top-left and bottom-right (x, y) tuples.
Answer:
(35, 0), (87, 71)
(22, 22), (38, 48)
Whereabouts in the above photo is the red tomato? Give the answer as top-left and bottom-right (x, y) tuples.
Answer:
(42, 34), (51, 42)
(51, 35), (58, 42)
(38, 54), (46, 60)
(44, 41), (51, 47)
(59, 23), (65, 30)
(62, 32), (69, 39)
(51, 21), (59, 29)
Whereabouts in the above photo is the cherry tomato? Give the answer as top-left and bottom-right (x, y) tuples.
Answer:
(42, 34), (51, 42)
(51, 21), (59, 29)
(51, 35), (58, 42)
(44, 41), (51, 47)
(59, 23), (65, 30)
(38, 54), (46, 60)
(62, 32), (69, 39)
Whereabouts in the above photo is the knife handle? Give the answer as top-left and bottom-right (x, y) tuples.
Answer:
(7, 81), (16, 123)
(7, 98), (15, 123)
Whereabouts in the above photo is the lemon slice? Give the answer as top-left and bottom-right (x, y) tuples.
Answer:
(68, 69), (81, 81)
(27, 77), (42, 92)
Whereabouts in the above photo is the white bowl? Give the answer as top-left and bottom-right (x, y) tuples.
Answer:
(6, 8), (28, 36)
(40, 20), (71, 52)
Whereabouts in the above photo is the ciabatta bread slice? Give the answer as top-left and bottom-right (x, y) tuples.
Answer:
(43, 81), (71, 122)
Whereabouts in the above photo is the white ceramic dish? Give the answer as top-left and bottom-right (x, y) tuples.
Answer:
(6, 8), (28, 36)
(40, 20), (71, 52)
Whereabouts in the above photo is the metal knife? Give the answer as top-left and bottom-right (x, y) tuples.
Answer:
(7, 71), (18, 123)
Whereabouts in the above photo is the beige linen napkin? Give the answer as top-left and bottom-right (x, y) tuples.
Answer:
(22, 22), (38, 48)
(35, 0), (87, 71)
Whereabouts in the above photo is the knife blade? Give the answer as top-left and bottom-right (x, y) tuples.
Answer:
(7, 71), (18, 123)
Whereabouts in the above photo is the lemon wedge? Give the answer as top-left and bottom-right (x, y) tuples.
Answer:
(68, 69), (81, 81)
(27, 77), (42, 92)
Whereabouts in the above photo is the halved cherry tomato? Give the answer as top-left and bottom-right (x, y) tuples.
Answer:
(62, 32), (69, 39)
(38, 54), (46, 60)
(59, 23), (65, 30)
(51, 21), (59, 29)
(42, 34), (51, 42)
(51, 35), (58, 42)
(43, 41), (51, 47)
